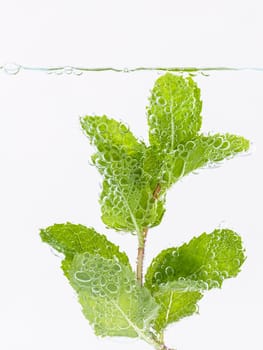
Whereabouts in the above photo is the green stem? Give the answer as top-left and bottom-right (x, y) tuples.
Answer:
(136, 227), (148, 286)
(135, 185), (174, 349)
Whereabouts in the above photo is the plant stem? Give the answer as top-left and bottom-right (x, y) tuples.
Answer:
(136, 183), (161, 285)
(136, 227), (148, 286)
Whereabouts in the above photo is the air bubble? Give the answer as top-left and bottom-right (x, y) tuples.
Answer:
(100, 290), (106, 297)
(209, 280), (220, 288)
(123, 277), (130, 284)
(119, 123), (129, 134)
(100, 276), (107, 286)
(157, 96), (167, 106)
(200, 281), (209, 290)
(172, 250), (179, 258)
(75, 271), (92, 282)
(185, 140), (195, 151)
(211, 271), (219, 278)
(200, 270), (208, 279)
(221, 140), (230, 150)
(213, 137), (223, 148)
(112, 263), (122, 272)
(233, 258), (241, 268)
(125, 285), (132, 293)
(164, 106), (171, 114)
(154, 272), (162, 281)
(178, 276), (185, 282)
(206, 264), (212, 271)
(3, 62), (21, 75)
(177, 144), (185, 152)
(180, 151), (188, 159)
(165, 266), (174, 277)
(63, 66), (73, 75)
(103, 152), (111, 162)
(55, 69), (64, 75)
(73, 68), (83, 76)
(98, 122), (108, 133)
(107, 283), (118, 294)
(92, 286), (101, 294)
(150, 127), (158, 135)
(221, 271), (229, 278)
(207, 251), (215, 259)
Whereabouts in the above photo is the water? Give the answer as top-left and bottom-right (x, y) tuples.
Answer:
(1, 67), (262, 350)
(1, 62), (263, 75)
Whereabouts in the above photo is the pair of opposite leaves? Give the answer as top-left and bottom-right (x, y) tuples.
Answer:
(40, 73), (248, 344)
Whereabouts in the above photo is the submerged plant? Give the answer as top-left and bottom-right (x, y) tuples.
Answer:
(40, 73), (249, 350)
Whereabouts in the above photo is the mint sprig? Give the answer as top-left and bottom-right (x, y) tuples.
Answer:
(40, 73), (250, 350)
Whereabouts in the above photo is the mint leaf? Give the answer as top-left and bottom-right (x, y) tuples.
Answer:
(152, 281), (203, 332)
(145, 229), (245, 333)
(147, 73), (202, 151)
(81, 115), (165, 234)
(40, 223), (130, 276)
(100, 174), (165, 234)
(145, 229), (246, 292)
(81, 115), (143, 154)
(69, 253), (159, 340)
(160, 133), (250, 189)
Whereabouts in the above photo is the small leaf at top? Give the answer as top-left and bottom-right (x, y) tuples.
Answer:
(147, 73), (202, 151)
(69, 253), (160, 339)
(145, 228), (246, 292)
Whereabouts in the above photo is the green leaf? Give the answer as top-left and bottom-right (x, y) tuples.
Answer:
(69, 253), (160, 340)
(100, 172), (165, 234)
(152, 281), (203, 332)
(81, 115), (165, 234)
(81, 115), (142, 155)
(147, 73), (202, 151)
(145, 228), (246, 292)
(159, 133), (250, 190)
(40, 223), (130, 276)
(97, 149), (165, 233)
(145, 229), (245, 332)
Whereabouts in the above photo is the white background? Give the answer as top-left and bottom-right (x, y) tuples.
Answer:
(0, 1), (263, 350)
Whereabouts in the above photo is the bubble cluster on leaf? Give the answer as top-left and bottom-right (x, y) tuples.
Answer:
(147, 74), (202, 151)
(40, 223), (130, 276)
(69, 253), (159, 337)
(145, 229), (246, 292)
(81, 116), (166, 233)
(157, 133), (249, 190)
